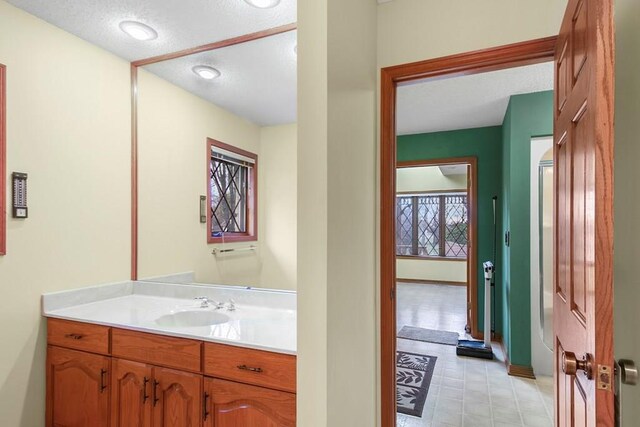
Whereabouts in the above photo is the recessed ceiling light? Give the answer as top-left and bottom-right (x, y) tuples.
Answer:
(243, 0), (281, 9)
(192, 65), (221, 80)
(119, 21), (158, 41)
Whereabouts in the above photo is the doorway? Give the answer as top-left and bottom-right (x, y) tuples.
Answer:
(395, 158), (477, 340)
(380, 37), (558, 426)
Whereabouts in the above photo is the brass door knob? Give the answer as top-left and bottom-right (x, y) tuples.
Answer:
(562, 351), (593, 379)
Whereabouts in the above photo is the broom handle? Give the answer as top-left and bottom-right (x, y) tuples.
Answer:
(491, 196), (497, 334)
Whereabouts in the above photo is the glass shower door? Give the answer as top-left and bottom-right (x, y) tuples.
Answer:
(539, 160), (554, 350)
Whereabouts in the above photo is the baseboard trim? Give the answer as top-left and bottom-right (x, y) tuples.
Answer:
(396, 278), (467, 286)
(507, 363), (536, 379)
(471, 331), (503, 342)
(499, 340), (536, 379)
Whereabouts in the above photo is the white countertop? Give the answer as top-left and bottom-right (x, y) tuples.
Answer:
(43, 281), (297, 355)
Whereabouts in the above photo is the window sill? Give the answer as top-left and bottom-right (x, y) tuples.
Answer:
(208, 234), (257, 244)
(396, 255), (467, 262)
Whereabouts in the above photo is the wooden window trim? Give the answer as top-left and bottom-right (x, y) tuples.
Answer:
(396, 188), (467, 195)
(206, 138), (258, 244)
(396, 255), (466, 262)
(395, 191), (469, 259)
(0, 64), (5, 256)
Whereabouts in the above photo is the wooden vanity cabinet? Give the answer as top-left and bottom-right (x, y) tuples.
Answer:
(204, 378), (296, 427)
(111, 358), (153, 427)
(46, 318), (296, 427)
(111, 359), (202, 427)
(152, 366), (202, 427)
(46, 346), (111, 427)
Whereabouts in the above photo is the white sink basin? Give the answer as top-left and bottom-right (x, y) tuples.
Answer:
(155, 310), (230, 328)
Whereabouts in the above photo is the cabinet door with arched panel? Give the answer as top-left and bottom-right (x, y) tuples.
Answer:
(204, 378), (295, 427)
(111, 358), (153, 427)
(152, 367), (202, 427)
(46, 346), (110, 427)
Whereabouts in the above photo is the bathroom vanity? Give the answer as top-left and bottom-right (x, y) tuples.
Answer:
(42, 281), (296, 427)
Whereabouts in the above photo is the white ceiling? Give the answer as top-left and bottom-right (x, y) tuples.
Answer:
(144, 30), (297, 126)
(396, 62), (554, 135)
(7, 0), (297, 126)
(438, 165), (467, 176)
(6, 0), (296, 61)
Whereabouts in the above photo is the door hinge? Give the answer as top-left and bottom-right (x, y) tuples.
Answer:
(390, 287), (395, 300)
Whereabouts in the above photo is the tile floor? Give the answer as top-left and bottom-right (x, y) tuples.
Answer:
(396, 283), (554, 427)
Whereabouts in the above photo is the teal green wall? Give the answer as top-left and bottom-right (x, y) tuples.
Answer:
(397, 126), (503, 336)
(397, 90), (553, 369)
(501, 91), (554, 367)
(501, 106), (513, 355)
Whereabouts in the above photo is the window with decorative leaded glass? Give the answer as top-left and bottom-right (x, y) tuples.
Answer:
(396, 192), (468, 259)
(207, 138), (257, 243)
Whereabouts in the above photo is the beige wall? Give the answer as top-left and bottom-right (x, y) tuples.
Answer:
(377, 0), (567, 68)
(297, 0), (378, 425)
(0, 2), (131, 426)
(297, 0), (329, 423)
(259, 124), (297, 290)
(325, 0), (378, 422)
(397, 258), (466, 283)
(396, 166), (467, 193)
(396, 166), (467, 282)
(613, 0), (640, 423)
(137, 69), (297, 290)
(297, 0), (567, 424)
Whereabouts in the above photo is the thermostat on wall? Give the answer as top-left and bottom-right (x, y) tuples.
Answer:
(12, 172), (28, 218)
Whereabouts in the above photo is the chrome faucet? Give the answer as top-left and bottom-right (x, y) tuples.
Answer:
(227, 299), (236, 311)
(194, 296), (211, 308)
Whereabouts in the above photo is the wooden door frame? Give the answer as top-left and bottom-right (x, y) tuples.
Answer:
(396, 157), (478, 338)
(380, 37), (557, 426)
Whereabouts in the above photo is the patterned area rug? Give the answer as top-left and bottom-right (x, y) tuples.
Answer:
(396, 351), (437, 417)
(398, 325), (460, 346)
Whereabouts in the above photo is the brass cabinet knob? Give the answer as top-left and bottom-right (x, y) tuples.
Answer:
(562, 351), (593, 379)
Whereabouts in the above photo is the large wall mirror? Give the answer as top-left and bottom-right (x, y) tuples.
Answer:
(136, 28), (297, 291)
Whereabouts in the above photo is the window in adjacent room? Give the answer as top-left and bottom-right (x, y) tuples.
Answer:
(396, 192), (468, 258)
(207, 138), (257, 243)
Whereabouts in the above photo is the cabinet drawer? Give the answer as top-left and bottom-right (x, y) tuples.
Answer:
(112, 328), (202, 373)
(204, 343), (296, 393)
(47, 318), (110, 355)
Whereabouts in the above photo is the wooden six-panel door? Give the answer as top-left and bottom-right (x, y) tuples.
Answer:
(553, 0), (615, 426)
(46, 346), (110, 427)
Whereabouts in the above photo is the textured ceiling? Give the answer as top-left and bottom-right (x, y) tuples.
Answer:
(397, 62), (554, 135)
(6, 0), (297, 126)
(6, 0), (296, 61)
(143, 30), (297, 126)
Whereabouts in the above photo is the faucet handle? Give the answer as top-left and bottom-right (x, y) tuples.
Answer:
(227, 299), (236, 311)
(194, 296), (210, 308)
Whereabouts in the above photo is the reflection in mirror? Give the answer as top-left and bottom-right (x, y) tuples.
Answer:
(137, 30), (297, 290)
(207, 138), (258, 244)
